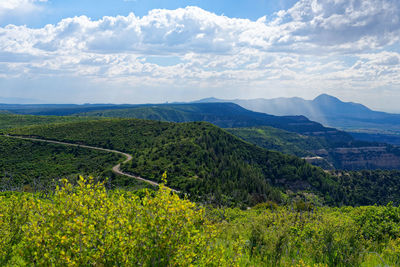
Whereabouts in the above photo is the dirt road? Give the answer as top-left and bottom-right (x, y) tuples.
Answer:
(3, 134), (178, 192)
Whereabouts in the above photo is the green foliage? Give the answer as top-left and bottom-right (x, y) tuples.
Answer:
(9, 119), (344, 206)
(77, 103), (353, 145)
(227, 126), (327, 157)
(1, 176), (400, 266)
(0, 136), (123, 189)
(0, 177), (237, 266)
(333, 170), (400, 206)
(213, 205), (400, 266)
(0, 114), (100, 131)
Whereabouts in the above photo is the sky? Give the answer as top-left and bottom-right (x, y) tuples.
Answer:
(0, 0), (400, 112)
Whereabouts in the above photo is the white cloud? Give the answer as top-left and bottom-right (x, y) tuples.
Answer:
(0, 1), (399, 110)
(0, 0), (47, 15)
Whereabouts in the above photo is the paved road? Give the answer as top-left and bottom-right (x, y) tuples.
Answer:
(3, 134), (179, 192)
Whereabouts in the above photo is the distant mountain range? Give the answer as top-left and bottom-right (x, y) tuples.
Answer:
(76, 102), (354, 145)
(196, 94), (400, 130)
(3, 101), (400, 170)
(196, 94), (400, 145)
(0, 102), (351, 143)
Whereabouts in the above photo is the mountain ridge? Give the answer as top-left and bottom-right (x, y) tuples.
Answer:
(196, 94), (400, 139)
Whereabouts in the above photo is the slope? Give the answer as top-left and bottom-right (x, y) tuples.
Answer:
(226, 126), (327, 157)
(198, 94), (400, 138)
(226, 126), (400, 171)
(0, 113), (102, 130)
(8, 118), (344, 206)
(0, 135), (123, 190)
(77, 103), (400, 170)
(77, 102), (354, 146)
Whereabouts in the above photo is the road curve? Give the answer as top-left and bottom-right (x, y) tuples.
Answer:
(3, 134), (179, 192)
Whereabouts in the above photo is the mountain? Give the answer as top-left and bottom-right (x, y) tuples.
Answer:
(8, 118), (349, 206)
(77, 102), (354, 146)
(4, 102), (400, 170)
(8, 118), (400, 206)
(77, 103), (400, 170)
(196, 94), (400, 144)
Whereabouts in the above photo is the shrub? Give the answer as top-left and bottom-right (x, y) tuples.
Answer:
(0, 176), (235, 266)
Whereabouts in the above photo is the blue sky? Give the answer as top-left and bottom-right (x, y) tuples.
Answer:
(1, 0), (400, 112)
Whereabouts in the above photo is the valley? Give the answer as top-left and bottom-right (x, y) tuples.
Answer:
(1, 103), (400, 266)
(2, 0), (400, 264)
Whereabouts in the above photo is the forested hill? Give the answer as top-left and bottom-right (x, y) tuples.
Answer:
(0, 113), (101, 130)
(7, 118), (400, 206)
(77, 103), (353, 146)
(9, 118), (345, 206)
(78, 104), (400, 171)
(0, 102), (354, 145)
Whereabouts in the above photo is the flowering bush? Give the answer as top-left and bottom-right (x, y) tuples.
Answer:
(0, 176), (234, 266)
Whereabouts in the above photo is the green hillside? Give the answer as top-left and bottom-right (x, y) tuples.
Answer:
(78, 103), (400, 170)
(226, 126), (327, 157)
(8, 118), (400, 206)
(0, 114), (100, 130)
(0, 135), (123, 190)
(333, 170), (400, 206)
(77, 103), (354, 146)
(9, 119), (343, 206)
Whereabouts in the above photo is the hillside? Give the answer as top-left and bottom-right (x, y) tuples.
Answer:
(77, 105), (400, 170)
(77, 102), (354, 146)
(0, 113), (101, 130)
(333, 170), (400, 206)
(227, 126), (400, 170)
(2, 102), (353, 146)
(9, 118), (400, 206)
(226, 126), (326, 157)
(8, 118), (346, 206)
(197, 94), (400, 142)
(0, 135), (123, 190)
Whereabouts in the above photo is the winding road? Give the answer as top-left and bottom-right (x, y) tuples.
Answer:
(3, 134), (179, 192)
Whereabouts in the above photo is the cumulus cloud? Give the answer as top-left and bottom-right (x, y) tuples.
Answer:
(0, 1), (399, 108)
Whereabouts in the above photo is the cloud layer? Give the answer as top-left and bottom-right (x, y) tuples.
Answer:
(1, 0), (399, 109)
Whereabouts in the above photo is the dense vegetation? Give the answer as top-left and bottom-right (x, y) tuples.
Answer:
(1, 178), (399, 266)
(0, 135), (124, 190)
(333, 170), (400, 206)
(226, 126), (327, 157)
(216, 202), (400, 266)
(77, 103), (354, 146)
(0, 114), (100, 130)
(227, 126), (400, 171)
(9, 119), (344, 206)
(8, 118), (400, 206)
(2, 112), (400, 265)
(0, 177), (234, 266)
(350, 131), (400, 146)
